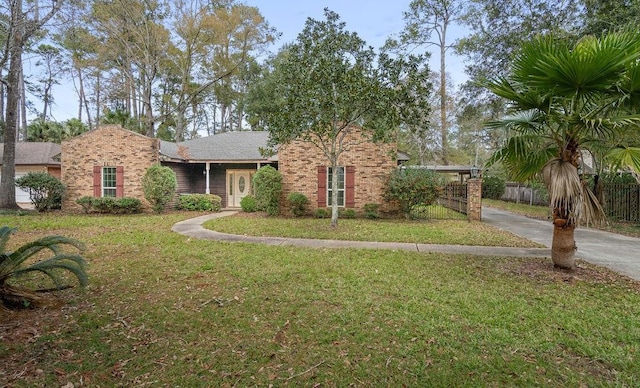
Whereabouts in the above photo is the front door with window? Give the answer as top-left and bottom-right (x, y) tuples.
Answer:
(227, 170), (253, 208)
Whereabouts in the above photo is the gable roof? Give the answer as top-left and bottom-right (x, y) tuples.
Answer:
(0, 142), (61, 166)
(159, 131), (275, 162)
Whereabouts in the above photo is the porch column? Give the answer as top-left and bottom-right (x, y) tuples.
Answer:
(205, 162), (210, 194)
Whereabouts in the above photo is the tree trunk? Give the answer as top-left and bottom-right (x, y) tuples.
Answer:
(0, 69), (4, 123)
(330, 166), (339, 228)
(551, 222), (577, 269)
(0, 0), (24, 210)
(19, 65), (27, 139)
(96, 73), (101, 127)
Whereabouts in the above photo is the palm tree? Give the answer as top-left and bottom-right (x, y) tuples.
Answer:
(485, 31), (640, 269)
(0, 226), (87, 308)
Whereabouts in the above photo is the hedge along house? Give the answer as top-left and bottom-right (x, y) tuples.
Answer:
(61, 124), (403, 212)
(158, 131), (276, 208)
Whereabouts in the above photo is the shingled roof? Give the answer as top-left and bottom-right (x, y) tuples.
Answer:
(0, 142), (61, 166)
(159, 131), (275, 162)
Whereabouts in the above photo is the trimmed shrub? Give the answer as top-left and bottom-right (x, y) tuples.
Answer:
(253, 165), (282, 216)
(92, 197), (117, 213)
(75, 196), (141, 214)
(363, 203), (380, 219)
(76, 196), (94, 214)
(341, 208), (356, 219)
(14, 172), (65, 212)
(314, 208), (329, 218)
(142, 165), (177, 213)
(113, 197), (142, 214)
(384, 168), (446, 215)
(240, 195), (258, 212)
(287, 192), (310, 217)
(176, 194), (222, 212)
(482, 175), (506, 199)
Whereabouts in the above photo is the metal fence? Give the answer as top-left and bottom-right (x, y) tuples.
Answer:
(433, 182), (468, 218)
(499, 182), (640, 223)
(602, 183), (640, 223)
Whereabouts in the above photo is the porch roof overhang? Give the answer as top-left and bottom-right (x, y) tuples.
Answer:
(158, 131), (276, 164)
(159, 156), (276, 164)
(403, 164), (482, 180)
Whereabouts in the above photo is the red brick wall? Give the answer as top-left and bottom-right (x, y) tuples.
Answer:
(277, 127), (398, 214)
(61, 125), (159, 211)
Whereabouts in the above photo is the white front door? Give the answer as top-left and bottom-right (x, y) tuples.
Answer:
(227, 170), (253, 208)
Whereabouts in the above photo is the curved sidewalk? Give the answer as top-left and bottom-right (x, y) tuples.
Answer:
(172, 211), (551, 258)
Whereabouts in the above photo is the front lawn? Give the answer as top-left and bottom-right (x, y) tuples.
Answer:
(1, 213), (639, 386)
(203, 213), (542, 247)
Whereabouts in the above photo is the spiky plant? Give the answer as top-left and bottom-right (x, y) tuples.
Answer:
(0, 226), (88, 308)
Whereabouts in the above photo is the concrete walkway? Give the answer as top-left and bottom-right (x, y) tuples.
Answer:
(172, 208), (640, 281)
(172, 211), (551, 258)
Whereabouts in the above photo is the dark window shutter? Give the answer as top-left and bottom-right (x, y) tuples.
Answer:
(93, 166), (102, 197)
(116, 166), (124, 197)
(317, 166), (327, 207)
(346, 166), (355, 208)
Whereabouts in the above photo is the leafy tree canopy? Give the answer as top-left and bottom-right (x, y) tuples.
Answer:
(249, 8), (431, 226)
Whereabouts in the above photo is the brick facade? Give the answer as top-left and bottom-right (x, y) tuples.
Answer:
(277, 127), (398, 213)
(61, 125), (159, 211)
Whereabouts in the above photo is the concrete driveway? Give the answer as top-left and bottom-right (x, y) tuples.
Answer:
(482, 206), (640, 281)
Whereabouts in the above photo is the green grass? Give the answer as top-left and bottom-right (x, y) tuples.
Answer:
(1, 212), (639, 386)
(204, 214), (542, 247)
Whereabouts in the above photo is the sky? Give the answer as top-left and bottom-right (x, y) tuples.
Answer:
(246, 0), (468, 78)
(43, 0), (468, 122)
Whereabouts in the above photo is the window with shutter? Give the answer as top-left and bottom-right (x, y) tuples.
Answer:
(94, 166), (124, 197)
(327, 166), (345, 207)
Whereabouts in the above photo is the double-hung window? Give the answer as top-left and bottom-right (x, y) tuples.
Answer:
(327, 166), (345, 207)
(102, 167), (117, 197)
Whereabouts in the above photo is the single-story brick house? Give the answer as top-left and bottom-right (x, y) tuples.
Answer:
(61, 125), (404, 212)
(1, 142), (61, 204)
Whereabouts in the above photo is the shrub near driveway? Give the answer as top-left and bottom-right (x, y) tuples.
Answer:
(0, 213), (639, 386)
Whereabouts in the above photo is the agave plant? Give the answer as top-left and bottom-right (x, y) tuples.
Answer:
(0, 226), (88, 308)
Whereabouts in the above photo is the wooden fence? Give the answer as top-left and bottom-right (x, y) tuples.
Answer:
(602, 184), (640, 222)
(501, 183), (548, 206)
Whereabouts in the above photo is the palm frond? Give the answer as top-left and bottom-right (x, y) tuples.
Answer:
(488, 134), (557, 181)
(0, 235), (84, 279)
(606, 146), (640, 174)
(485, 109), (547, 135)
(0, 226), (14, 256)
(12, 254), (88, 288)
(580, 182), (607, 227)
(1, 228), (88, 308)
(543, 158), (583, 226)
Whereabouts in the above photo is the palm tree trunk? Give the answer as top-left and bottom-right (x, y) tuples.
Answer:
(551, 222), (577, 269)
